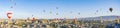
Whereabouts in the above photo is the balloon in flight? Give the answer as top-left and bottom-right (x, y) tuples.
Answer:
(10, 0), (13, 2)
(56, 13), (58, 15)
(7, 11), (12, 19)
(96, 10), (98, 12)
(10, 6), (13, 8)
(32, 17), (36, 21)
(109, 8), (113, 12)
(56, 7), (58, 9)
(78, 12), (80, 15)
(14, 2), (16, 5)
(70, 11), (73, 13)
(43, 10), (45, 13)
(50, 11), (52, 14)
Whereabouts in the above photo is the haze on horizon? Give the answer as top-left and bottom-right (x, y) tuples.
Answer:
(0, 0), (120, 19)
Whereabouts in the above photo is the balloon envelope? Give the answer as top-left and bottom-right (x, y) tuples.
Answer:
(7, 11), (12, 19)
(56, 13), (58, 15)
(14, 3), (16, 5)
(50, 11), (52, 14)
(43, 10), (45, 13)
(10, 0), (13, 2)
(56, 7), (58, 9)
(32, 17), (36, 21)
(109, 8), (113, 12)
(10, 6), (13, 8)
(78, 13), (80, 15)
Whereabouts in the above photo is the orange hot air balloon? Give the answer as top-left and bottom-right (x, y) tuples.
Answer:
(7, 11), (12, 19)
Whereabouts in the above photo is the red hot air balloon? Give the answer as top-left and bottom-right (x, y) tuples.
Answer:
(32, 17), (36, 22)
(7, 11), (12, 19)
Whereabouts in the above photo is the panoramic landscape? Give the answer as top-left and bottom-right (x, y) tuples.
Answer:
(0, 0), (120, 28)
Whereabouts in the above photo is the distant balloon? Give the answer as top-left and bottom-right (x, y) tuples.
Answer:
(70, 11), (73, 13)
(94, 13), (97, 15)
(43, 10), (45, 13)
(32, 17), (36, 21)
(50, 11), (52, 14)
(78, 12), (80, 15)
(96, 10), (98, 12)
(56, 13), (58, 15)
(7, 11), (12, 19)
(109, 8), (113, 12)
(14, 2), (16, 5)
(32, 15), (33, 17)
(10, 0), (13, 2)
(56, 7), (58, 9)
(27, 17), (30, 20)
(10, 6), (13, 8)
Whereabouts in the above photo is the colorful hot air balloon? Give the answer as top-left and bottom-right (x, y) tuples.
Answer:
(109, 8), (113, 12)
(7, 11), (12, 19)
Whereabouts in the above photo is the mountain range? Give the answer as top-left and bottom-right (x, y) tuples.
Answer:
(78, 15), (120, 21)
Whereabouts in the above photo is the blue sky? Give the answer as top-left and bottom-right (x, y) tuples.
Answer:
(0, 0), (120, 19)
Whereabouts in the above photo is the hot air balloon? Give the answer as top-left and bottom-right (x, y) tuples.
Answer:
(32, 17), (36, 22)
(10, 0), (13, 2)
(50, 11), (52, 14)
(14, 2), (16, 5)
(96, 10), (98, 13)
(43, 10), (45, 13)
(70, 11), (73, 13)
(56, 7), (58, 9)
(109, 8), (113, 12)
(94, 13), (96, 14)
(7, 11), (12, 19)
(32, 15), (33, 17)
(78, 12), (80, 15)
(32, 15), (35, 20)
(56, 13), (58, 15)
(10, 6), (13, 8)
